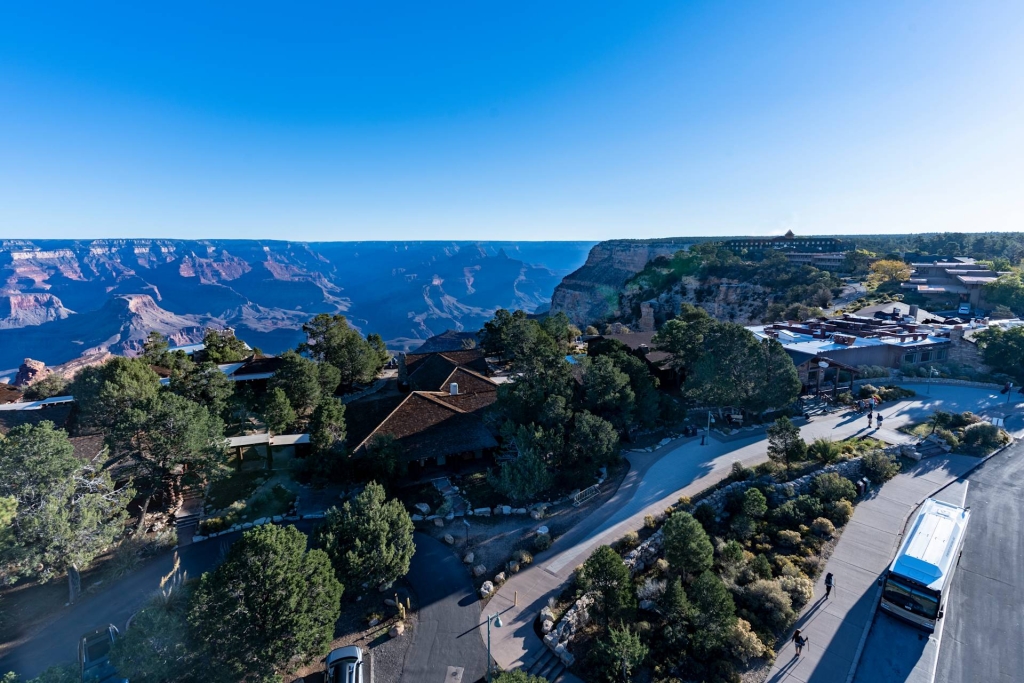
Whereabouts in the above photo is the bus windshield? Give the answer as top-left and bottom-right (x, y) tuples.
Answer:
(883, 575), (940, 618)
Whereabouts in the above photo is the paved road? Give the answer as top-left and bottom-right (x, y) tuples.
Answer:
(935, 443), (1024, 683)
(401, 533), (487, 683)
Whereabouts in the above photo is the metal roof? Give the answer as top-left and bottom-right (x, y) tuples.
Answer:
(890, 498), (970, 591)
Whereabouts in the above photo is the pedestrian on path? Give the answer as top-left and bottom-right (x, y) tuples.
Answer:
(793, 629), (808, 656)
(825, 572), (834, 599)
(867, 413), (873, 427)
(877, 414), (884, 429)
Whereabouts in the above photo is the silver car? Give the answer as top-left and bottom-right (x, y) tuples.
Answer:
(325, 646), (363, 683)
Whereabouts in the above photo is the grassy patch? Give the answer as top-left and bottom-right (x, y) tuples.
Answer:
(899, 422), (931, 439)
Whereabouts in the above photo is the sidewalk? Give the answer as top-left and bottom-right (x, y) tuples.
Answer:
(765, 453), (982, 683)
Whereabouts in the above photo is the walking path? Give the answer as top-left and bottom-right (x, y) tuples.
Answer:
(765, 453), (981, 683)
(483, 385), (1020, 674)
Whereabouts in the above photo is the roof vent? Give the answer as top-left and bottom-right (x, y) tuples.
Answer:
(450, 383), (459, 396)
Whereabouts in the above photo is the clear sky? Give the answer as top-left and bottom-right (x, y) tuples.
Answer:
(1, 2), (1022, 241)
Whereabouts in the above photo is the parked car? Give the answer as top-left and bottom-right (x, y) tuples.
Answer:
(325, 646), (363, 683)
(79, 625), (127, 683)
(957, 302), (972, 316)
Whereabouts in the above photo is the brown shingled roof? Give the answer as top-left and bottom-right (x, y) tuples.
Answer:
(0, 403), (74, 435)
(354, 391), (497, 461)
(404, 349), (490, 391)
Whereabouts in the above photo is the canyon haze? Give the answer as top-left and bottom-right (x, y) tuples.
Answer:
(0, 240), (595, 378)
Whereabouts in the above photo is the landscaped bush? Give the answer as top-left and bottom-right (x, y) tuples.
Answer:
(778, 575), (815, 609)
(934, 427), (960, 449)
(961, 422), (1011, 452)
(812, 517), (836, 538)
(739, 579), (794, 632)
(534, 533), (552, 552)
(858, 384), (879, 399)
(808, 437), (843, 464)
(637, 577), (667, 601)
(828, 499), (854, 526)
(727, 618), (767, 664)
(513, 549), (533, 565)
(861, 450), (900, 483)
(773, 495), (823, 528)
(812, 472), (857, 503)
(777, 529), (802, 547)
(644, 514), (657, 529)
(621, 530), (641, 550)
(856, 365), (891, 379)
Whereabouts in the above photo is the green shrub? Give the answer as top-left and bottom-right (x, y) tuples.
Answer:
(534, 533), (552, 552)
(949, 411), (981, 429)
(693, 502), (717, 529)
(961, 422), (1010, 452)
(740, 579), (794, 632)
(829, 499), (854, 526)
(730, 514), (756, 541)
(777, 529), (802, 547)
(742, 488), (768, 518)
(664, 511), (714, 576)
(200, 516), (228, 535)
(750, 554), (773, 580)
(730, 461), (752, 481)
(812, 472), (857, 503)
(728, 618), (767, 664)
(654, 558), (670, 575)
(778, 575), (815, 609)
(861, 451), (900, 483)
(935, 427), (960, 449)
(773, 495), (823, 527)
(812, 517), (836, 538)
(858, 384), (878, 399)
(513, 549), (533, 565)
(808, 438), (842, 465)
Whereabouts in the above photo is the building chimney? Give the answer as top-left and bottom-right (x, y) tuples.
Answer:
(450, 383), (459, 396)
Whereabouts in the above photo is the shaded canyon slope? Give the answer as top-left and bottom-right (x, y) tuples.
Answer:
(0, 240), (595, 374)
(549, 238), (699, 325)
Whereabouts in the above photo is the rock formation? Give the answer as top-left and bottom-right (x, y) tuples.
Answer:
(13, 358), (49, 386)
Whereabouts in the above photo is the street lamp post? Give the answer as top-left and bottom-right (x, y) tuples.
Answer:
(485, 613), (503, 682)
(702, 410), (715, 445)
(927, 367), (938, 395)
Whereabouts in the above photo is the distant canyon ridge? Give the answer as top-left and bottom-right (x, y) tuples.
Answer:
(0, 239), (596, 378)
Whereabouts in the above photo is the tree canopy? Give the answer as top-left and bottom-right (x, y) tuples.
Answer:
(201, 328), (250, 363)
(974, 325), (1024, 382)
(299, 314), (386, 388)
(314, 481), (415, 591)
(663, 511), (714, 577)
(189, 525), (342, 683)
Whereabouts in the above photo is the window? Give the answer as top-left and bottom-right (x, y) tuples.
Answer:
(904, 353), (917, 363)
(920, 351), (932, 363)
(937, 349), (948, 360)
(883, 576), (940, 618)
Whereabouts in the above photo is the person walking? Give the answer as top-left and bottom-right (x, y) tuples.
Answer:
(876, 414), (884, 429)
(825, 572), (834, 599)
(793, 629), (808, 656)
(867, 413), (873, 427)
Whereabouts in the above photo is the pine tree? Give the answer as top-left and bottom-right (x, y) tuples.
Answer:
(663, 511), (714, 577)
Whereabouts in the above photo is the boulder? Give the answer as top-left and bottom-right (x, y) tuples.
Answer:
(390, 623), (405, 638)
(513, 508), (527, 515)
(540, 606), (556, 623)
(368, 618), (380, 627)
(541, 619), (554, 634)
(272, 515), (283, 522)
(501, 505), (512, 515)
(384, 598), (397, 607)
(463, 552), (475, 564)
(378, 581), (393, 592)
(492, 506), (503, 516)
(444, 533), (455, 545)
(479, 581), (495, 598)
(494, 572), (506, 584)
(530, 510), (544, 520)
(473, 564), (487, 577)
(433, 517), (444, 528)
(474, 507), (491, 517)
(508, 561), (520, 574)
(536, 526), (549, 535)
(411, 514), (424, 522)
(445, 512), (455, 521)
(414, 503), (431, 515)
(242, 522), (253, 529)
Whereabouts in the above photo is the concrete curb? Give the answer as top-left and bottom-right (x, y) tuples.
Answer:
(844, 441), (1014, 683)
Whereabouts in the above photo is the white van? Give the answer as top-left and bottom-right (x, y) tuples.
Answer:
(957, 303), (971, 316)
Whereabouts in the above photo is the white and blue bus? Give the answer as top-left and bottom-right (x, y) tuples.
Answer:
(880, 498), (971, 631)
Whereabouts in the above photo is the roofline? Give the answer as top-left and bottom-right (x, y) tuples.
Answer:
(351, 390), (469, 454)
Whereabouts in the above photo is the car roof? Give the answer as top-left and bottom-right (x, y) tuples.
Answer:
(326, 645), (362, 665)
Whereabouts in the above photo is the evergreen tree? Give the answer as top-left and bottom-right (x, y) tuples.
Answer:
(767, 417), (807, 478)
(306, 399), (347, 482)
(567, 411), (620, 474)
(687, 570), (737, 658)
(487, 448), (553, 503)
(299, 314), (384, 388)
(314, 481), (415, 591)
(578, 545), (633, 618)
(189, 525), (342, 683)
(201, 328), (249, 363)
(270, 350), (323, 416)
(582, 356), (635, 432)
(594, 625), (648, 682)
(262, 387), (296, 434)
(169, 361), (234, 418)
(69, 357), (162, 432)
(0, 422), (132, 602)
(663, 511), (714, 577)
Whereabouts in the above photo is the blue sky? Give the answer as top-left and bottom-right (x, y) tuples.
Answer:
(1, 1), (1022, 241)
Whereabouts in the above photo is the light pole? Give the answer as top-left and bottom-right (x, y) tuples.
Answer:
(702, 410), (715, 445)
(463, 518), (471, 546)
(817, 361), (829, 405)
(1008, 382), (1014, 405)
(485, 613), (503, 682)
(927, 367), (938, 395)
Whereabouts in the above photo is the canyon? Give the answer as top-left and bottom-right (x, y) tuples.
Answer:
(0, 240), (594, 378)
